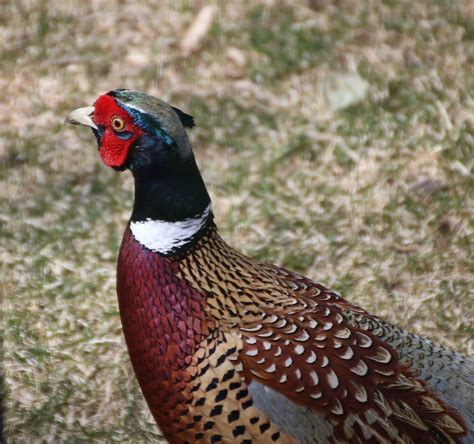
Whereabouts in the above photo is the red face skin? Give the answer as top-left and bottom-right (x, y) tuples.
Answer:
(92, 95), (143, 168)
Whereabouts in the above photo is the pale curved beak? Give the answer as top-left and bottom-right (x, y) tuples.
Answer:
(65, 106), (97, 130)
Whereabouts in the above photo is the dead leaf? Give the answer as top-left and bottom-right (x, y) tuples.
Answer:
(322, 72), (369, 111)
(125, 50), (149, 67)
(180, 5), (216, 56)
(226, 47), (246, 68)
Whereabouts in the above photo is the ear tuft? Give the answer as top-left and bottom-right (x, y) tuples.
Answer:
(172, 106), (195, 129)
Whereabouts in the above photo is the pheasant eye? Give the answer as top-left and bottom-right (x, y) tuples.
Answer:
(112, 116), (126, 131)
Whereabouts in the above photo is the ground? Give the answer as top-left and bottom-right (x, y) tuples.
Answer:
(1, 0), (473, 441)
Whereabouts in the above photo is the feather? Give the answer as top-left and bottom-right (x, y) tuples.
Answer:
(171, 106), (195, 129)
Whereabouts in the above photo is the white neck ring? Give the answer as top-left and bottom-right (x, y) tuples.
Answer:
(130, 204), (212, 254)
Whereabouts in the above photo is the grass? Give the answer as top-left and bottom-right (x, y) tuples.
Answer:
(2, 0), (473, 441)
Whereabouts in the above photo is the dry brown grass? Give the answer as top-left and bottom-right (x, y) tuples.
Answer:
(2, 0), (473, 441)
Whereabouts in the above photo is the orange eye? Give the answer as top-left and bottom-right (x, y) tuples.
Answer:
(111, 116), (125, 131)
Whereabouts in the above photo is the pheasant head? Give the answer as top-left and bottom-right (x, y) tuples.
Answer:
(67, 89), (212, 252)
(66, 89), (196, 170)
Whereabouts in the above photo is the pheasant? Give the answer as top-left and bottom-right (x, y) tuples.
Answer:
(66, 90), (474, 444)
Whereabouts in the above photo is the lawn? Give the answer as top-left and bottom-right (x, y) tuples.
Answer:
(2, 0), (473, 441)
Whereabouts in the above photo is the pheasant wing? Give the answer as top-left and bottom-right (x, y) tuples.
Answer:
(237, 299), (468, 443)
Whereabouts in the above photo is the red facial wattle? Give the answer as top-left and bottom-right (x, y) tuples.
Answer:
(92, 95), (143, 168)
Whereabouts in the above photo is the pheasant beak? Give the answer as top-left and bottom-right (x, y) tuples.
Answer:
(65, 106), (97, 130)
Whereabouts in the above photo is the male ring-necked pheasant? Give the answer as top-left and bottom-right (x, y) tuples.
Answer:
(67, 90), (473, 443)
